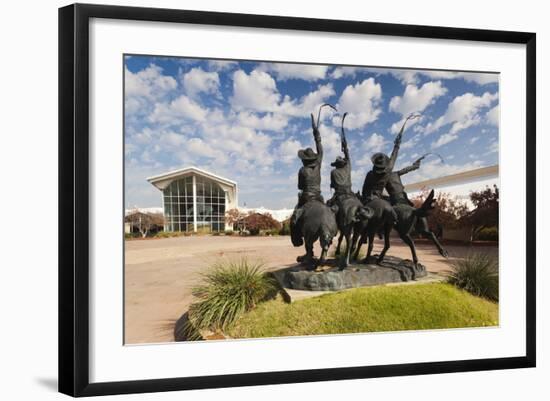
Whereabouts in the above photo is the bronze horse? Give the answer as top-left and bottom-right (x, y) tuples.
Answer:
(295, 200), (339, 269)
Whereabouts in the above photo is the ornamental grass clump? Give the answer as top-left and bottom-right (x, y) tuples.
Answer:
(184, 259), (278, 340)
(448, 253), (499, 301)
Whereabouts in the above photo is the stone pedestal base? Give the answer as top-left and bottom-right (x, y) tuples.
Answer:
(274, 255), (427, 292)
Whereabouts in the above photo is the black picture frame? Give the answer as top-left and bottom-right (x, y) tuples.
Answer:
(59, 3), (536, 397)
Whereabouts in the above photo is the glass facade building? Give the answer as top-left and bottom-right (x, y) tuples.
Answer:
(149, 168), (237, 233)
(163, 176), (226, 232)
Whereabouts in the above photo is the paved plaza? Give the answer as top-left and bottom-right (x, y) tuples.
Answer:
(124, 235), (498, 344)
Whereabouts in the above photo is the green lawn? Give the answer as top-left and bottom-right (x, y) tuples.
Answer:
(227, 283), (498, 339)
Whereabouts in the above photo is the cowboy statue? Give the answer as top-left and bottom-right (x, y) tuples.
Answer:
(290, 105), (339, 268)
(327, 116), (353, 207)
(328, 113), (373, 268)
(361, 113), (420, 203)
(381, 114), (449, 272)
(382, 114), (424, 206)
(385, 157), (422, 206)
(290, 113), (325, 246)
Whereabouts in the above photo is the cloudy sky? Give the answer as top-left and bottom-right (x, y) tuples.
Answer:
(124, 55), (499, 209)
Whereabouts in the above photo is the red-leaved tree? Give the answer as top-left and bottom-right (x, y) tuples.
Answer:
(243, 212), (281, 235)
(411, 190), (470, 230)
(467, 185), (499, 237)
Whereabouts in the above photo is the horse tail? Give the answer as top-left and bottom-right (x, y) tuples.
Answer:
(415, 189), (435, 217)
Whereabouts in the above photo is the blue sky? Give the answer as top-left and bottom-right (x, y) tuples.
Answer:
(124, 55), (499, 209)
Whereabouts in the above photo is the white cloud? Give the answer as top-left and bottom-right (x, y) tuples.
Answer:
(230, 69), (335, 118)
(330, 67), (420, 85)
(345, 67), (498, 87)
(230, 69), (281, 112)
(459, 72), (499, 85)
(389, 81), (447, 133)
(486, 104), (499, 126)
(421, 71), (497, 85)
(149, 95), (209, 124)
(390, 81), (447, 116)
(282, 83), (335, 117)
(260, 63), (329, 81)
(364, 133), (387, 153)
(401, 135), (421, 150)
(199, 121), (275, 169)
(392, 70), (419, 85)
(358, 68), (419, 85)
(125, 142), (137, 156)
(318, 123), (342, 159)
(335, 78), (382, 130)
(161, 131), (186, 147)
(393, 70), (498, 86)
(278, 138), (303, 164)
(182, 67), (220, 98)
(431, 133), (458, 149)
(236, 112), (288, 131)
(132, 127), (155, 144)
(424, 91), (498, 135)
(124, 65), (178, 126)
(125, 64), (177, 100)
(469, 136), (480, 144)
(486, 140), (499, 155)
(207, 60), (238, 71)
(330, 66), (361, 79)
(184, 137), (229, 164)
(356, 133), (388, 166)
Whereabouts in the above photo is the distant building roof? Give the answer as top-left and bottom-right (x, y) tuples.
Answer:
(405, 165), (498, 192)
(147, 166), (237, 190)
(238, 207), (293, 222)
(125, 207), (164, 216)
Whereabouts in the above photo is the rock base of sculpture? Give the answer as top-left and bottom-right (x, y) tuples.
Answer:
(277, 255), (427, 292)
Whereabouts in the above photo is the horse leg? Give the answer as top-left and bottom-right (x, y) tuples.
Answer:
(417, 218), (448, 258)
(304, 241), (316, 270)
(335, 232), (344, 256)
(319, 233), (331, 266)
(353, 231), (365, 261)
(350, 229), (361, 261)
(319, 246), (328, 266)
(362, 233), (375, 264)
(376, 224), (392, 265)
(339, 229), (352, 270)
(399, 232), (418, 280)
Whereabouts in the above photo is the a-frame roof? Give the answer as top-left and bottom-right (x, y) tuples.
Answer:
(147, 166), (237, 190)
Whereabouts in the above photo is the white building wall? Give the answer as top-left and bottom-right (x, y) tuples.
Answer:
(408, 176), (499, 209)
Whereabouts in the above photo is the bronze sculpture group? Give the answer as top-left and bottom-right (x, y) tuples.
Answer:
(290, 105), (449, 278)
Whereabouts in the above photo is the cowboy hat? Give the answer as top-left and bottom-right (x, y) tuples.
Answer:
(371, 152), (390, 173)
(330, 156), (347, 167)
(298, 147), (319, 161)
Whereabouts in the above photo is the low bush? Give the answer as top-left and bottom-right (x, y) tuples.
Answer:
(195, 226), (213, 235)
(263, 229), (280, 236)
(475, 226), (499, 241)
(153, 231), (185, 238)
(184, 259), (278, 340)
(448, 253), (499, 301)
(124, 232), (140, 239)
(248, 227), (260, 236)
(224, 230), (234, 236)
(153, 231), (171, 238)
